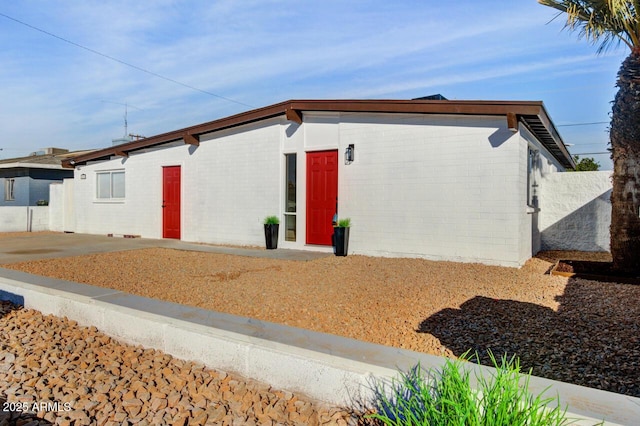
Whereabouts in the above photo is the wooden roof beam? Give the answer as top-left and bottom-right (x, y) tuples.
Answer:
(183, 132), (200, 146)
(114, 150), (128, 158)
(285, 108), (303, 124)
(507, 112), (519, 132)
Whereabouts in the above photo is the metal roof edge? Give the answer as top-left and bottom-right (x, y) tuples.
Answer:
(522, 102), (575, 169)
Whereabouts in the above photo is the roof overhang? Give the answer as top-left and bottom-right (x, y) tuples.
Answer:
(62, 99), (575, 169)
(0, 163), (67, 170)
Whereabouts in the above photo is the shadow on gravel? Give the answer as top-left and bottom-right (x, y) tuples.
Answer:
(418, 278), (640, 397)
(0, 298), (23, 317)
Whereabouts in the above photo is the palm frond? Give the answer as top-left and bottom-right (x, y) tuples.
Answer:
(538, 0), (640, 52)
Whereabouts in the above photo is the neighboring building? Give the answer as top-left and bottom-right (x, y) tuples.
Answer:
(61, 99), (575, 267)
(0, 148), (76, 206)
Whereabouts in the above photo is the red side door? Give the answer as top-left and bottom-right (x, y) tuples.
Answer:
(306, 150), (338, 245)
(162, 166), (181, 239)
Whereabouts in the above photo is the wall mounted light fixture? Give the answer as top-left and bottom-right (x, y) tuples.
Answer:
(345, 144), (355, 165)
(80, 174), (86, 180)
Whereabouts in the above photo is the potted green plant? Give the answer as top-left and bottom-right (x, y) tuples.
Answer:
(333, 218), (351, 256)
(263, 216), (280, 249)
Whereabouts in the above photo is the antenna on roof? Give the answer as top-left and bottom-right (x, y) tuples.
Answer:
(123, 103), (128, 138)
(101, 100), (142, 138)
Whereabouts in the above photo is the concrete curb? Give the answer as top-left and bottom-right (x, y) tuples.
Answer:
(0, 267), (638, 425)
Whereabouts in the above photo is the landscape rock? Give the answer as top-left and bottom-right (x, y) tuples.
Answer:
(0, 301), (359, 424)
(7, 247), (636, 397)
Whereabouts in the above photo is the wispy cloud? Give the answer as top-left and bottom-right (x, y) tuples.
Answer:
(354, 53), (607, 98)
(0, 0), (627, 169)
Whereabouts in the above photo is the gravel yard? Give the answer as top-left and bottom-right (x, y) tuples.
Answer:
(3, 244), (640, 400)
(0, 301), (354, 425)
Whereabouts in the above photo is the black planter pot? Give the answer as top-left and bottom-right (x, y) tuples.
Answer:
(264, 224), (279, 249)
(333, 227), (350, 256)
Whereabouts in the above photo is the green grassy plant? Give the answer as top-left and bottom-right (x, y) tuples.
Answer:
(264, 215), (280, 225)
(336, 218), (351, 227)
(367, 351), (579, 426)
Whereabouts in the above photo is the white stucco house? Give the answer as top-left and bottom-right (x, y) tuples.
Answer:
(61, 98), (575, 267)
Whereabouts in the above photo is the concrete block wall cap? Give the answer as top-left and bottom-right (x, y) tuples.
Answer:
(91, 291), (430, 376)
(0, 267), (118, 298)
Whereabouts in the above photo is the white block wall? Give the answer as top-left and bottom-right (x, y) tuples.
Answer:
(73, 119), (282, 246)
(49, 183), (63, 232)
(184, 122), (281, 245)
(0, 206), (48, 232)
(539, 171), (612, 251)
(333, 114), (569, 267)
(334, 115), (522, 265)
(71, 112), (568, 267)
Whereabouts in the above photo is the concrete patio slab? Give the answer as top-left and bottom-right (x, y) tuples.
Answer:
(0, 232), (330, 264)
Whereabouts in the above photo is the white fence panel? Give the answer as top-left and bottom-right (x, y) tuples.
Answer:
(48, 179), (75, 233)
(49, 183), (64, 232)
(0, 206), (49, 232)
(539, 171), (611, 252)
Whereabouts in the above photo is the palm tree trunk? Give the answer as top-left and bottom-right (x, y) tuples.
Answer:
(610, 48), (640, 274)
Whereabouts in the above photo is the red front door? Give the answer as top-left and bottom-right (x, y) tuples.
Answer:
(162, 166), (181, 239)
(306, 150), (338, 245)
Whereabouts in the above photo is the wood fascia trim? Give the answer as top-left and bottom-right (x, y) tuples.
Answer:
(288, 100), (544, 117)
(114, 150), (129, 158)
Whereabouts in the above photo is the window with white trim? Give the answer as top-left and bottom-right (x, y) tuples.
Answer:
(96, 170), (125, 199)
(4, 178), (15, 201)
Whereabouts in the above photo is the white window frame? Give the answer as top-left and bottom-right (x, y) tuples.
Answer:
(284, 153), (297, 242)
(96, 170), (125, 201)
(4, 178), (15, 201)
(527, 148), (539, 208)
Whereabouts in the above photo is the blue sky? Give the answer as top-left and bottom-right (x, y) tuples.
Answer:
(0, 1), (629, 169)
